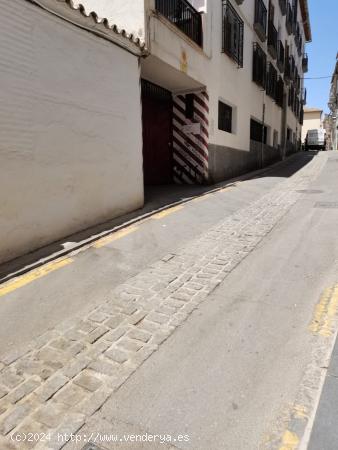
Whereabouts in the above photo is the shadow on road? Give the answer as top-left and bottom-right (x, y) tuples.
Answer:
(0, 151), (318, 283)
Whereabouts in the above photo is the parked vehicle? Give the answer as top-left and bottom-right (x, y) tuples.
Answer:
(305, 129), (326, 151)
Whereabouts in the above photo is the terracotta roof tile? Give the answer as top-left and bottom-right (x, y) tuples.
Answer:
(31, 0), (147, 54)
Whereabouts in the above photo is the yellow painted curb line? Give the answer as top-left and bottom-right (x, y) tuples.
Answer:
(93, 226), (139, 248)
(0, 258), (73, 298)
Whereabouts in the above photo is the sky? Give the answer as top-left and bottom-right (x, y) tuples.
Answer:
(305, 0), (338, 114)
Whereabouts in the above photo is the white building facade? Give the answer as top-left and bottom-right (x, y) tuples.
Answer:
(301, 107), (323, 143)
(328, 57), (338, 151)
(78, 0), (311, 184)
(0, 0), (145, 264)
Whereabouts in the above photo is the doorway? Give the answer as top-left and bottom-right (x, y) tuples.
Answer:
(141, 80), (173, 185)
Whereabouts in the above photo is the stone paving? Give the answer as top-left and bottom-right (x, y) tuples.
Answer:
(0, 153), (327, 450)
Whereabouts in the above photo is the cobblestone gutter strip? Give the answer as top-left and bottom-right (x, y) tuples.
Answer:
(0, 154), (327, 450)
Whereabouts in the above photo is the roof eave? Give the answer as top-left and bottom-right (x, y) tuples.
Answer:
(29, 0), (148, 56)
(299, 0), (312, 43)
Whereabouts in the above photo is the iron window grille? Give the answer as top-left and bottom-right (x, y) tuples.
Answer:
(285, 54), (296, 83)
(285, 55), (291, 81)
(297, 36), (303, 56)
(302, 53), (308, 73)
(222, 1), (244, 68)
(295, 71), (301, 93)
(218, 101), (233, 133)
(294, 96), (300, 116)
(292, 0), (298, 26)
(277, 40), (285, 73)
(288, 83), (295, 108)
(290, 55), (296, 80)
(155, 0), (203, 47)
(266, 63), (278, 100)
(295, 24), (302, 56)
(286, 2), (293, 35)
(267, 20), (278, 59)
(250, 118), (267, 144)
(279, 0), (287, 15)
(301, 87), (307, 105)
(276, 76), (284, 108)
(254, 0), (267, 42)
(252, 43), (267, 88)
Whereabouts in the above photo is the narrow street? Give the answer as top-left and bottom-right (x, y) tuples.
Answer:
(2, 0), (338, 448)
(1, 151), (338, 449)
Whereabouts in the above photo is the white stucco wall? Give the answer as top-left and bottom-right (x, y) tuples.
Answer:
(0, 0), (144, 264)
(142, 0), (307, 152)
(75, 0), (147, 41)
(301, 110), (323, 142)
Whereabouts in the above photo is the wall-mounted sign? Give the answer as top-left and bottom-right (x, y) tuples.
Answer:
(181, 123), (201, 135)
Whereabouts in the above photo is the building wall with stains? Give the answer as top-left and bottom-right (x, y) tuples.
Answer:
(75, 0), (147, 41)
(140, 0), (307, 181)
(301, 109), (323, 142)
(72, 0), (309, 183)
(0, 0), (144, 264)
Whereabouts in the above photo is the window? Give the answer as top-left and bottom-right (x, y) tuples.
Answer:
(222, 1), (244, 67)
(250, 119), (267, 143)
(186, 94), (195, 119)
(267, 1), (277, 58)
(218, 101), (233, 133)
(276, 76), (284, 108)
(287, 127), (292, 141)
(252, 43), (267, 88)
(279, 0), (287, 15)
(254, 0), (267, 42)
(273, 130), (279, 147)
(266, 63), (278, 99)
(268, 0), (275, 21)
(288, 83), (295, 108)
(277, 39), (285, 72)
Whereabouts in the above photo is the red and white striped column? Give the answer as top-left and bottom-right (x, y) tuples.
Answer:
(172, 91), (209, 184)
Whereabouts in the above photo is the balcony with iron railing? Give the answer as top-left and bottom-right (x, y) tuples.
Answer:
(254, 0), (267, 42)
(279, 0), (287, 15)
(155, 0), (203, 47)
(267, 21), (278, 59)
(302, 53), (309, 73)
(277, 40), (285, 73)
(286, 2), (293, 35)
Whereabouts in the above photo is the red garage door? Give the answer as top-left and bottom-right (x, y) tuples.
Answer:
(141, 80), (173, 185)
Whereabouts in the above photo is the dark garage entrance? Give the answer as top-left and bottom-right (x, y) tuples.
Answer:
(141, 80), (173, 185)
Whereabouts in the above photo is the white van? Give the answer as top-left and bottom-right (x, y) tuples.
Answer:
(305, 129), (326, 151)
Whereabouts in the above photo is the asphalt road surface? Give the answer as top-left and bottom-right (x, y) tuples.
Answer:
(1, 151), (338, 450)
